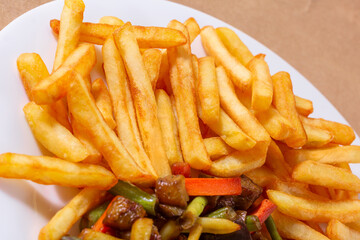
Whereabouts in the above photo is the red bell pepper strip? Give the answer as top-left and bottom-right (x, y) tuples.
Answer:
(171, 162), (191, 178)
(92, 196), (118, 234)
(250, 199), (277, 224)
(185, 178), (242, 196)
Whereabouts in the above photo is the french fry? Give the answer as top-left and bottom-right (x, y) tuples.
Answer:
(346, 220), (360, 232)
(113, 23), (171, 177)
(23, 102), (89, 162)
(142, 48), (162, 90)
(245, 166), (278, 187)
(99, 16), (124, 25)
(91, 78), (116, 130)
(192, 54), (199, 81)
(102, 36), (157, 179)
(156, 89), (184, 165)
(167, 20), (212, 170)
(255, 106), (294, 141)
(327, 219), (360, 240)
(216, 27), (253, 66)
(67, 71), (153, 182)
(203, 137), (234, 159)
(50, 19), (187, 47)
(80, 229), (122, 240)
(295, 96), (313, 116)
(201, 26), (252, 89)
(300, 116), (355, 145)
(265, 140), (292, 180)
(52, 0), (84, 71)
(272, 71), (307, 148)
(302, 123), (333, 148)
(248, 54), (273, 112)
(309, 185), (331, 200)
(292, 160), (360, 192)
(267, 190), (360, 223)
(0, 153), (116, 189)
(197, 56), (220, 124)
(272, 210), (330, 240)
(216, 66), (271, 143)
(130, 218), (153, 240)
(184, 17), (200, 43)
(156, 50), (172, 94)
(305, 221), (324, 234)
(39, 188), (108, 240)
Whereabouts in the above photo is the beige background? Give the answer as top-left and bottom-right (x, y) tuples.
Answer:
(1, 0), (359, 134)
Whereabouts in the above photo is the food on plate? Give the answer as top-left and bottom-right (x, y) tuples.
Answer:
(2, 0), (360, 239)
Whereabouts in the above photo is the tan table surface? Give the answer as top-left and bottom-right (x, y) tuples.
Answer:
(1, 0), (359, 135)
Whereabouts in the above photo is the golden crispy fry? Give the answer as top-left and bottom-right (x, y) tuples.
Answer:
(156, 89), (184, 165)
(300, 116), (355, 145)
(302, 123), (333, 148)
(248, 54), (273, 112)
(23, 102), (88, 162)
(267, 190), (360, 223)
(292, 160), (360, 192)
(201, 26), (252, 89)
(208, 143), (267, 177)
(39, 188), (108, 240)
(188, 223), (202, 240)
(309, 185), (331, 199)
(142, 48), (162, 90)
(346, 221), (360, 232)
(192, 54), (199, 80)
(99, 16), (124, 25)
(67, 71), (153, 182)
(216, 66), (271, 143)
(91, 78), (116, 130)
(0, 153), (116, 189)
(80, 229), (122, 240)
(52, 0), (84, 71)
(184, 17), (200, 43)
(216, 27), (253, 66)
(272, 210), (330, 240)
(113, 23), (171, 177)
(167, 20), (211, 170)
(295, 96), (313, 116)
(50, 19), (187, 47)
(255, 106), (294, 140)
(195, 218), (240, 234)
(156, 50), (172, 94)
(32, 44), (96, 104)
(305, 221), (324, 234)
(130, 218), (153, 240)
(203, 137), (234, 159)
(327, 219), (360, 240)
(197, 56), (220, 124)
(272, 71), (307, 148)
(265, 140), (292, 180)
(245, 166), (278, 187)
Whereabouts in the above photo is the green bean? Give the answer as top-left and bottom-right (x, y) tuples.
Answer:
(206, 207), (237, 221)
(108, 180), (157, 215)
(180, 197), (208, 229)
(265, 216), (283, 240)
(245, 215), (262, 232)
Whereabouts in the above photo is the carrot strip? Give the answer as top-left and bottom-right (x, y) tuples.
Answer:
(250, 199), (277, 224)
(185, 178), (242, 196)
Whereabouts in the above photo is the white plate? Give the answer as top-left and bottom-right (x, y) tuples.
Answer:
(0, 0), (358, 239)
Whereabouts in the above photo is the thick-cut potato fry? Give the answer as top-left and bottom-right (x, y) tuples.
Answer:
(245, 166), (278, 187)
(267, 190), (360, 222)
(265, 140), (292, 180)
(50, 19), (187, 47)
(0, 153), (116, 189)
(113, 23), (171, 177)
(302, 123), (333, 148)
(52, 0), (84, 71)
(272, 210), (330, 240)
(255, 106), (294, 140)
(346, 220), (360, 232)
(216, 66), (271, 143)
(215, 27), (253, 66)
(300, 116), (355, 145)
(188, 223), (202, 240)
(195, 218), (240, 234)
(284, 145), (360, 166)
(203, 137), (234, 159)
(32, 44), (96, 104)
(305, 221), (324, 234)
(201, 26), (252, 89)
(142, 48), (162, 90)
(197, 56), (220, 124)
(80, 229), (122, 240)
(327, 219), (360, 240)
(99, 16), (124, 25)
(272, 71), (307, 148)
(292, 160), (360, 192)
(309, 185), (331, 199)
(67, 71), (153, 182)
(167, 20), (212, 170)
(102, 36), (157, 179)
(130, 218), (153, 240)
(23, 102), (89, 162)
(208, 143), (267, 177)
(184, 17), (200, 43)
(39, 188), (107, 240)
(157, 50), (172, 94)
(248, 54), (273, 112)
(156, 89), (184, 165)
(91, 78), (116, 130)
(295, 96), (313, 116)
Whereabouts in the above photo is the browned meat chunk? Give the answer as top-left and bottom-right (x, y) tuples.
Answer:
(155, 175), (189, 208)
(159, 204), (185, 217)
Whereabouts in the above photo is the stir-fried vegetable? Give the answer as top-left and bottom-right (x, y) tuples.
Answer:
(180, 196), (208, 229)
(185, 178), (242, 196)
(265, 216), (283, 240)
(245, 215), (262, 232)
(251, 199), (277, 224)
(206, 206), (237, 220)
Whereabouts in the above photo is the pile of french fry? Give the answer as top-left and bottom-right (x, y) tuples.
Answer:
(1, 0), (360, 239)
